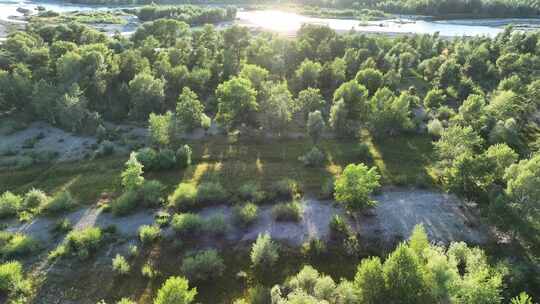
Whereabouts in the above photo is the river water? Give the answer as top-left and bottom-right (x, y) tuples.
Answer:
(1, 0), (539, 37)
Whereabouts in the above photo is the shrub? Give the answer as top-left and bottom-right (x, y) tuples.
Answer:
(0, 191), (22, 218)
(171, 213), (204, 236)
(112, 254), (130, 275)
(176, 145), (192, 168)
(427, 119), (443, 137)
(122, 152), (144, 190)
(52, 218), (73, 234)
(247, 285), (271, 304)
(42, 190), (76, 214)
(0, 261), (29, 295)
(142, 262), (159, 279)
(272, 179), (300, 200)
(196, 182), (228, 204)
(22, 188), (49, 210)
(334, 163), (380, 211)
(136, 147), (157, 169)
(111, 190), (139, 216)
(139, 180), (164, 207)
(0, 233), (39, 258)
(181, 250), (225, 282)
(321, 177), (335, 199)
(238, 182), (265, 203)
(204, 214), (229, 236)
(117, 298), (135, 304)
(299, 146), (325, 167)
(329, 214), (351, 240)
(138, 225), (161, 244)
(155, 211), (171, 227)
(250, 233), (279, 270)
(63, 227), (103, 259)
(272, 201), (303, 222)
(154, 149), (176, 170)
(301, 238), (327, 257)
(128, 245), (139, 258)
(168, 183), (197, 209)
(95, 140), (115, 158)
(233, 202), (259, 227)
(354, 143), (371, 159)
(154, 276), (197, 304)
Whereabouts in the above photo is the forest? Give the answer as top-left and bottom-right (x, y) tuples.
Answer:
(0, 3), (539, 304)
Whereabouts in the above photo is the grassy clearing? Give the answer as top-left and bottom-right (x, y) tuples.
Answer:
(0, 132), (436, 206)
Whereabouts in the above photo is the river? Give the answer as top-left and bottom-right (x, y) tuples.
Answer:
(1, 0), (539, 38)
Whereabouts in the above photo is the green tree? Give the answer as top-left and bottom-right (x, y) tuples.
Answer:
(295, 59), (322, 92)
(354, 257), (386, 304)
(423, 88), (446, 110)
(334, 163), (380, 211)
(504, 153), (540, 212)
(297, 87), (326, 118)
(259, 82), (294, 134)
(175, 87), (205, 132)
(154, 276), (197, 304)
(333, 80), (369, 121)
(250, 233), (279, 270)
(129, 72), (165, 120)
(215, 77), (258, 129)
(148, 112), (174, 147)
(368, 88), (413, 136)
(121, 152), (144, 190)
(307, 111), (325, 145)
(355, 68), (384, 95)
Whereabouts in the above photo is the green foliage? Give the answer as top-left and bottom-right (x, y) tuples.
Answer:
(272, 178), (301, 200)
(423, 88), (446, 110)
(176, 87), (204, 132)
(111, 190), (139, 216)
(511, 292), (534, 304)
(203, 214), (229, 236)
(334, 163), (381, 211)
(237, 182), (265, 203)
(168, 183), (197, 209)
(295, 59), (322, 91)
(121, 152), (144, 190)
(0, 261), (30, 296)
(42, 190), (76, 214)
(154, 276), (197, 304)
(233, 202), (259, 227)
(22, 188), (49, 210)
(171, 213), (204, 236)
(0, 191), (22, 218)
(148, 111), (174, 147)
(306, 110), (325, 145)
(112, 254), (130, 275)
(0, 233), (39, 258)
(356, 68), (384, 95)
(504, 153), (540, 213)
(368, 89), (414, 136)
(297, 88), (325, 117)
(181, 249), (225, 282)
(250, 233), (279, 270)
(195, 182), (228, 204)
(138, 225), (161, 244)
(61, 227), (103, 260)
(299, 146), (325, 167)
(354, 257), (385, 304)
(216, 77), (258, 129)
(176, 145), (192, 168)
(129, 71), (165, 120)
(139, 180), (164, 207)
(271, 201), (303, 222)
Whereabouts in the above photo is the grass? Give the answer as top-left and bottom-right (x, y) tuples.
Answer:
(0, 133), (436, 208)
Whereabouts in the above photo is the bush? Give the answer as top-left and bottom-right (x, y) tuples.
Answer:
(111, 190), (139, 216)
(0, 233), (39, 258)
(196, 182), (228, 204)
(354, 143), (371, 159)
(62, 227), (103, 260)
(233, 202), (259, 227)
(299, 146), (325, 167)
(250, 233), (279, 270)
(154, 148), (176, 170)
(42, 190), (76, 214)
(204, 215), (229, 236)
(272, 179), (300, 200)
(181, 250), (225, 282)
(117, 298), (135, 304)
(136, 147), (158, 169)
(334, 163), (380, 211)
(321, 177), (335, 199)
(155, 211), (171, 227)
(154, 276), (197, 304)
(138, 225), (161, 244)
(141, 262), (159, 279)
(329, 214), (351, 240)
(238, 182), (265, 203)
(171, 213), (204, 236)
(52, 218), (73, 234)
(0, 191), (22, 218)
(112, 254), (130, 275)
(427, 119), (443, 137)
(168, 183), (197, 209)
(139, 180), (164, 207)
(176, 145), (192, 168)
(22, 188), (49, 210)
(301, 238), (327, 257)
(0, 261), (29, 295)
(95, 140), (115, 158)
(272, 201), (303, 222)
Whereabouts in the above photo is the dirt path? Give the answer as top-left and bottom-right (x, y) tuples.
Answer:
(4, 188), (490, 250)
